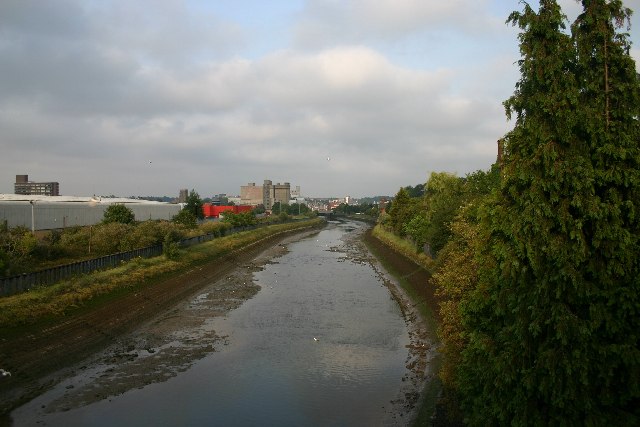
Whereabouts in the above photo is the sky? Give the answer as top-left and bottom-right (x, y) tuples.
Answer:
(1, 0), (639, 199)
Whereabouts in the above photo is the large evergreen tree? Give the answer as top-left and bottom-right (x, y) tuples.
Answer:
(458, 0), (640, 424)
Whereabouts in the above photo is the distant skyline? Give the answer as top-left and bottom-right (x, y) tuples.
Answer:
(1, 1), (639, 198)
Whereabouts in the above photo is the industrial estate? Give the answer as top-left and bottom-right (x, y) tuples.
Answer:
(1, 174), (350, 231)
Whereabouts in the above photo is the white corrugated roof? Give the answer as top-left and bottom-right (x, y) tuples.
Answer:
(0, 194), (173, 205)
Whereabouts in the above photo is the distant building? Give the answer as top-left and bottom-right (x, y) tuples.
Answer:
(202, 204), (252, 219)
(240, 180), (292, 211)
(0, 194), (181, 231)
(240, 183), (264, 206)
(178, 189), (189, 203)
(14, 175), (59, 196)
(263, 180), (290, 211)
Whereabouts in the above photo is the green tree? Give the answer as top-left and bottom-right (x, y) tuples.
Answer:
(404, 183), (426, 198)
(387, 187), (416, 236)
(172, 209), (198, 229)
(459, 1), (640, 424)
(184, 189), (204, 220)
(103, 204), (135, 224)
(431, 167), (500, 421)
(289, 203), (310, 215)
(271, 201), (286, 215)
(432, 207), (483, 423)
(422, 172), (464, 255)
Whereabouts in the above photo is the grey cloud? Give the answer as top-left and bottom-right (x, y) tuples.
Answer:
(0, 0), (88, 39)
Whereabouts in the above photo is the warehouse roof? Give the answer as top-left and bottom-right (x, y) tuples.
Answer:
(0, 194), (174, 205)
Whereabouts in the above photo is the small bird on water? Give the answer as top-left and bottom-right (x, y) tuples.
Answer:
(0, 369), (11, 378)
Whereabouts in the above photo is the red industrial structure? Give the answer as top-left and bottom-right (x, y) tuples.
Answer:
(202, 204), (253, 219)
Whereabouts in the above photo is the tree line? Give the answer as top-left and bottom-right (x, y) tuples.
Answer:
(385, 1), (639, 424)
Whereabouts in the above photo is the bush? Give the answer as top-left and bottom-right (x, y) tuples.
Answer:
(103, 204), (135, 225)
(162, 230), (181, 260)
(172, 209), (197, 229)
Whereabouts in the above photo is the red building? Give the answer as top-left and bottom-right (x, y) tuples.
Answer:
(202, 204), (253, 219)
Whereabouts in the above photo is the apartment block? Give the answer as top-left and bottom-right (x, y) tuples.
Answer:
(14, 175), (60, 196)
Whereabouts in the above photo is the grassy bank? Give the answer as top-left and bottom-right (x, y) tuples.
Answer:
(371, 225), (434, 273)
(0, 219), (323, 331)
(366, 224), (442, 427)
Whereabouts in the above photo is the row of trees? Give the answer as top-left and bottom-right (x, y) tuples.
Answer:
(332, 202), (380, 216)
(386, 1), (640, 424)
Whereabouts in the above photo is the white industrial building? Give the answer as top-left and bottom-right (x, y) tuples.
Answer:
(0, 194), (182, 231)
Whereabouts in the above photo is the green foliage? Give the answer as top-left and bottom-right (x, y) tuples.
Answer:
(402, 212), (430, 251)
(119, 220), (177, 251)
(0, 226), (38, 275)
(103, 204), (136, 225)
(271, 201), (285, 215)
(456, 1), (640, 425)
(399, 170), (497, 257)
(222, 211), (257, 228)
(430, 167), (501, 420)
(57, 226), (90, 258)
(421, 172), (465, 255)
(332, 203), (377, 216)
(199, 221), (232, 237)
(0, 249), (7, 276)
(288, 203), (311, 215)
(91, 222), (135, 254)
(1, 212), (308, 277)
(15, 231), (37, 258)
(172, 209), (198, 229)
(162, 230), (181, 260)
(184, 189), (204, 220)
(387, 187), (417, 236)
(403, 183), (426, 198)
(432, 206), (484, 423)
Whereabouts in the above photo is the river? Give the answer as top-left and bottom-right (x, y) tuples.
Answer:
(11, 220), (431, 426)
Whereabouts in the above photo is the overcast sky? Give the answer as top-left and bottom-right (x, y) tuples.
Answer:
(1, 0), (639, 199)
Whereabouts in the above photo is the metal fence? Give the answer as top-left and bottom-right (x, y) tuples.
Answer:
(0, 224), (264, 297)
(0, 245), (165, 297)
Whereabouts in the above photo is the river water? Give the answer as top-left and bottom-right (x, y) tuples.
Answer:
(12, 221), (426, 426)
